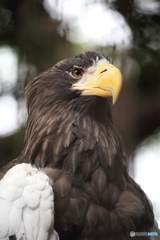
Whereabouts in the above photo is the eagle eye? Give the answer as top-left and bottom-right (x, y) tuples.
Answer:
(71, 68), (84, 79)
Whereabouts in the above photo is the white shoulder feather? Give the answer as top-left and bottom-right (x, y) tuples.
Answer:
(0, 163), (59, 240)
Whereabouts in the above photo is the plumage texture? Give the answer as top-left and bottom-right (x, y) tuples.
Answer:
(0, 52), (159, 240)
(0, 163), (59, 240)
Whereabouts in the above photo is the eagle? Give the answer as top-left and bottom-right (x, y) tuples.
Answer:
(0, 52), (159, 240)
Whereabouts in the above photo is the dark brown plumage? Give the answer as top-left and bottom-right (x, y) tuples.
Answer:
(0, 52), (159, 240)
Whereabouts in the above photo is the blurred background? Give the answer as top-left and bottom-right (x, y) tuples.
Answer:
(0, 0), (160, 225)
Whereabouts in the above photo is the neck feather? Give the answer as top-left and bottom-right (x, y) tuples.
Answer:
(20, 97), (126, 181)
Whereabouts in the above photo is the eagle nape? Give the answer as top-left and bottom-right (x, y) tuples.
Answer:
(0, 51), (159, 240)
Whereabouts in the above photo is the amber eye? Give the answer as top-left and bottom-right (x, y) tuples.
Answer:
(71, 68), (83, 79)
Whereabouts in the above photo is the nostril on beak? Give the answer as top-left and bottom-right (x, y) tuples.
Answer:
(100, 69), (107, 74)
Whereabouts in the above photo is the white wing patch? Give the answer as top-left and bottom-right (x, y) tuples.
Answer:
(0, 163), (59, 240)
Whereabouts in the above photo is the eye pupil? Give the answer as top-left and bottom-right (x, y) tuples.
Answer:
(75, 69), (81, 75)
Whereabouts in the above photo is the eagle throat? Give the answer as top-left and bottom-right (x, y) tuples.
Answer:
(21, 96), (126, 182)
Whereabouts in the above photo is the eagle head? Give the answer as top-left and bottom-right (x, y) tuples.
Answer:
(26, 52), (122, 114)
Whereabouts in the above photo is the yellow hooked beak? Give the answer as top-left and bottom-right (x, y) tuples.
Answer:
(72, 63), (122, 104)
